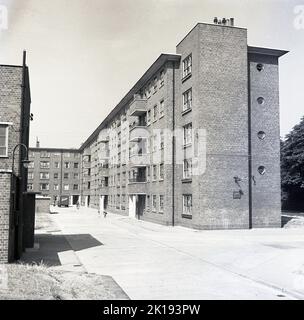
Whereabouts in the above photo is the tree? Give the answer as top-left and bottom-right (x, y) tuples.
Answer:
(281, 116), (304, 210)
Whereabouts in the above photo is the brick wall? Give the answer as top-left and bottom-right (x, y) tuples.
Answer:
(0, 172), (11, 263)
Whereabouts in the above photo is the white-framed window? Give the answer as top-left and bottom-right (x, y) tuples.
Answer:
(153, 105), (158, 121)
(28, 172), (34, 180)
(54, 184), (59, 191)
(74, 162), (79, 169)
(182, 54), (192, 78)
(40, 183), (49, 191)
(28, 161), (34, 169)
(159, 100), (164, 117)
(27, 183), (33, 191)
(40, 161), (50, 169)
(40, 172), (50, 180)
(54, 162), (60, 168)
(0, 124), (8, 157)
(160, 130), (164, 150)
(152, 195), (157, 211)
(146, 195), (150, 211)
(183, 123), (192, 146)
(73, 184), (79, 190)
(153, 134), (158, 152)
(74, 173), (79, 179)
(63, 184), (69, 191)
(159, 163), (164, 180)
(183, 194), (192, 215)
(64, 173), (69, 179)
(183, 159), (192, 179)
(54, 173), (59, 179)
(153, 165), (157, 181)
(182, 88), (192, 112)
(147, 166), (151, 181)
(159, 195), (164, 212)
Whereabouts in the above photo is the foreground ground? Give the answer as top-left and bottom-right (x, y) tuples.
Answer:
(22, 206), (304, 300)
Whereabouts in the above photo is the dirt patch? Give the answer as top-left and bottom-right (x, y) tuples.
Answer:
(0, 263), (129, 300)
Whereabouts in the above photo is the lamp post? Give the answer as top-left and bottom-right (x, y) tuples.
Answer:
(11, 143), (31, 175)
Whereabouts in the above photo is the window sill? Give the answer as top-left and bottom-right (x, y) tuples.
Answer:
(182, 178), (192, 183)
(182, 73), (192, 83)
(182, 108), (192, 116)
(182, 213), (192, 219)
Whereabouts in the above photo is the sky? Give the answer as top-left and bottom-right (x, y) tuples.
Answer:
(0, 0), (303, 148)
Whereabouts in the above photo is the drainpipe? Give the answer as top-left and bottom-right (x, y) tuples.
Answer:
(172, 62), (176, 227)
(247, 58), (253, 229)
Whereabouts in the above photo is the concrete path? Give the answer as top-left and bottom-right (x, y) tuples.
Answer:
(50, 206), (304, 300)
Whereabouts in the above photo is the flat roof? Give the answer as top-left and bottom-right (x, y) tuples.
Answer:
(79, 53), (181, 151)
(248, 46), (289, 57)
(29, 147), (80, 153)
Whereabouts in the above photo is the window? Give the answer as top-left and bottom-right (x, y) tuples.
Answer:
(182, 88), (192, 112)
(54, 184), (59, 191)
(0, 125), (8, 157)
(40, 151), (50, 158)
(257, 131), (266, 140)
(257, 97), (265, 105)
(64, 173), (69, 179)
(28, 172), (34, 180)
(74, 162), (79, 169)
(146, 195), (150, 211)
(159, 163), (164, 180)
(40, 183), (49, 191)
(147, 110), (151, 124)
(159, 70), (165, 87)
(147, 166), (151, 181)
(159, 195), (164, 212)
(40, 172), (49, 180)
(256, 63), (264, 72)
(54, 173), (59, 179)
(64, 162), (70, 169)
(152, 195), (157, 211)
(153, 105), (158, 121)
(153, 134), (158, 152)
(182, 54), (192, 78)
(183, 123), (192, 146)
(73, 184), (79, 190)
(63, 184), (69, 191)
(28, 161), (34, 169)
(40, 161), (50, 169)
(160, 130), (164, 149)
(74, 173), (79, 179)
(183, 194), (192, 215)
(183, 159), (192, 179)
(54, 162), (60, 168)
(153, 77), (158, 93)
(153, 165), (157, 181)
(159, 100), (164, 117)
(27, 183), (33, 191)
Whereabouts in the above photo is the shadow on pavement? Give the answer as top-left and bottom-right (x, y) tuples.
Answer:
(22, 234), (103, 267)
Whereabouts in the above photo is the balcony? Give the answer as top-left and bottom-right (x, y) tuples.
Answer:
(129, 124), (149, 142)
(128, 180), (147, 195)
(129, 153), (149, 167)
(99, 166), (109, 176)
(129, 96), (147, 117)
(99, 150), (110, 160)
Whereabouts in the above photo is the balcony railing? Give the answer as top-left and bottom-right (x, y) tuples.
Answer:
(128, 177), (147, 184)
(129, 96), (147, 117)
(129, 153), (149, 167)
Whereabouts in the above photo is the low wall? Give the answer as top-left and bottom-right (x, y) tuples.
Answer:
(35, 196), (51, 213)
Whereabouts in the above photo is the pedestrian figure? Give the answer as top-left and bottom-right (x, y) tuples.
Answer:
(104, 211), (107, 218)
(76, 200), (80, 210)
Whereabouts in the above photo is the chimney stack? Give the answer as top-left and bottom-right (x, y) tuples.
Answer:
(229, 18), (234, 27)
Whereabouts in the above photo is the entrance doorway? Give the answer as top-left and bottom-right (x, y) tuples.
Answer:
(128, 195), (145, 219)
(72, 195), (79, 205)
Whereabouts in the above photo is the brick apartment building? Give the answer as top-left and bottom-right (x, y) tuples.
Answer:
(0, 53), (32, 263)
(28, 144), (81, 206)
(30, 21), (288, 230)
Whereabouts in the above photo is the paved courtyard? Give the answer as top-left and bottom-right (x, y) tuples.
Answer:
(39, 207), (304, 300)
